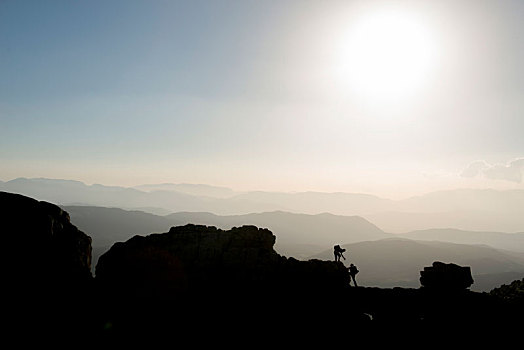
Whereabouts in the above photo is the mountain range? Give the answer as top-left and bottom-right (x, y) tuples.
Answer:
(63, 206), (389, 265)
(2, 177), (523, 292)
(311, 238), (524, 292)
(2, 177), (524, 233)
(62, 205), (524, 292)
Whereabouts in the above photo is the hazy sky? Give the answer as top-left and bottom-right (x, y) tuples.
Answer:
(1, 0), (523, 198)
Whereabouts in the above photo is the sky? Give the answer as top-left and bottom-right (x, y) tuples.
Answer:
(1, 0), (523, 199)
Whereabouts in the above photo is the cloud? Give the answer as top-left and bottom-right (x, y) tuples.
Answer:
(460, 160), (489, 178)
(461, 158), (524, 183)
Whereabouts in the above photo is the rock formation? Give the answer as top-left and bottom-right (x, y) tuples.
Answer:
(1, 191), (92, 283)
(1, 191), (93, 335)
(96, 224), (351, 297)
(1, 191), (521, 340)
(490, 278), (524, 304)
(95, 224), (354, 333)
(420, 261), (474, 290)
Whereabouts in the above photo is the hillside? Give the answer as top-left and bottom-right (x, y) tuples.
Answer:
(2, 191), (523, 339)
(310, 238), (524, 292)
(1, 178), (217, 215)
(64, 205), (524, 290)
(5, 178), (524, 233)
(134, 183), (237, 198)
(64, 206), (389, 269)
(365, 210), (524, 233)
(64, 206), (178, 271)
(166, 210), (389, 258)
(397, 228), (524, 253)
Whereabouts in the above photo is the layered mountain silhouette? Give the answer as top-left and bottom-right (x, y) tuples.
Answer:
(63, 206), (389, 268)
(63, 205), (524, 292)
(310, 238), (524, 291)
(2, 177), (524, 232)
(397, 228), (524, 252)
(1, 191), (522, 341)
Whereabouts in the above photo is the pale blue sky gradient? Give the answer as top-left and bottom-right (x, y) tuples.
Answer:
(1, 0), (523, 198)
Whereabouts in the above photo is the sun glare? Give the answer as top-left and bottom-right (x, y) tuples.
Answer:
(340, 10), (437, 102)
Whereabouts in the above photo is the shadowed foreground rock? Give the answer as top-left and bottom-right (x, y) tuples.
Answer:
(95, 224), (360, 335)
(1, 192), (521, 342)
(94, 224), (523, 338)
(96, 224), (350, 293)
(490, 278), (524, 304)
(0, 191), (93, 334)
(420, 261), (474, 290)
(1, 191), (92, 282)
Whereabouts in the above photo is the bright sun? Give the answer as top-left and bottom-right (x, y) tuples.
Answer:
(341, 10), (437, 102)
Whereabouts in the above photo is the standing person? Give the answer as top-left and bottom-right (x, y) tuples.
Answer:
(349, 263), (359, 287)
(333, 245), (346, 262)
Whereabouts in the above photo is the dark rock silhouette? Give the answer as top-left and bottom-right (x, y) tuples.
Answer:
(95, 224), (357, 336)
(420, 261), (474, 290)
(490, 278), (524, 305)
(0, 191), (93, 336)
(96, 224), (351, 294)
(0, 191), (521, 341)
(1, 191), (92, 282)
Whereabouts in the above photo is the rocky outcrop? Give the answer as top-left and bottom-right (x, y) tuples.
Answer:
(95, 224), (353, 334)
(490, 278), (524, 304)
(420, 261), (474, 290)
(2, 191), (522, 341)
(1, 191), (94, 335)
(1, 191), (92, 284)
(96, 224), (350, 296)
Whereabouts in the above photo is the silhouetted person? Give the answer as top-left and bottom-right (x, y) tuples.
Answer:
(334, 245), (346, 262)
(349, 263), (359, 287)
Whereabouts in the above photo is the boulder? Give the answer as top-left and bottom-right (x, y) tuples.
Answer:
(420, 261), (474, 290)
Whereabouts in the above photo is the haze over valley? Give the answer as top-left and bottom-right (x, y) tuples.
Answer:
(2, 177), (524, 234)
(2, 177), (523, 292)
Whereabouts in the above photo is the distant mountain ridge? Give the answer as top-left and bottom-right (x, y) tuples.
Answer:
(397, 228), (524, 253)
(62, 204), (524, 291)
(167, 210), (389, 257)
(63, 206), (390, 268)
(2, 191), (522, 336)
(2, 177), (524, 233)
(134, 183), (237, 198)
(310, 238), (524, 292)
(364, 210), (524, 234)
